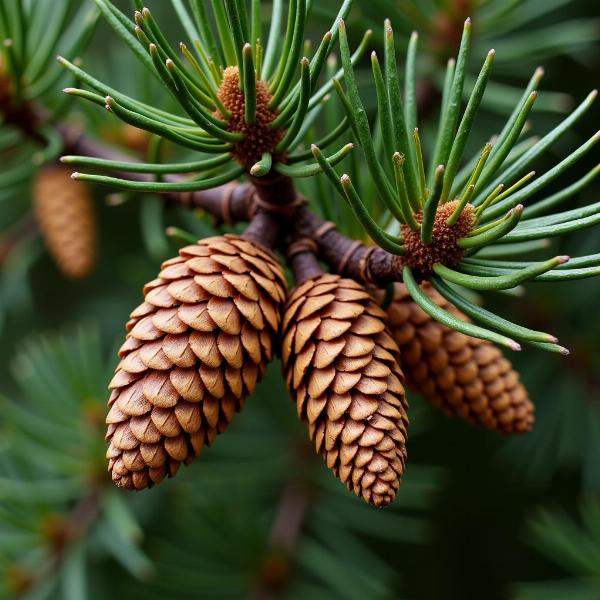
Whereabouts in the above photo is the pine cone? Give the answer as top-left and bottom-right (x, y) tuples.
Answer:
(106, 235), (287, 490)
(33, 166), (97, 279)
(282, 274), (409, 508)
(386, 283), (534, 434)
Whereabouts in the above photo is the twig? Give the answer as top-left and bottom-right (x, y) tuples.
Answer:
(269, 483), (311, 554)
(251, 482), (312, 600)
(6, 102), (407, 286)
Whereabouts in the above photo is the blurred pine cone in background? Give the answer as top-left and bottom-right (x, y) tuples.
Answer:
(33, 165), (97, 280)
(386, 283), (534, 434)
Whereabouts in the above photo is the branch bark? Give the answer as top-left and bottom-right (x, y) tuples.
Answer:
(61, 128), (407, 283)
(8, 107), (407, 285)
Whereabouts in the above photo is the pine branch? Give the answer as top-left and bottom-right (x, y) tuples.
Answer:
(16, 112), (402, 285)
(16, 489), (102, 595)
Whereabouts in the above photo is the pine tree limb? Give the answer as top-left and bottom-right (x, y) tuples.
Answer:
(7, 106), (406, 285)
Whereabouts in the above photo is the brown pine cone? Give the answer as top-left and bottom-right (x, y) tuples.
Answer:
(106, 235), (287, 490)
(282, 274), (409, 508)
(33, 166), (97, 279)
(385, 283), (534, 434)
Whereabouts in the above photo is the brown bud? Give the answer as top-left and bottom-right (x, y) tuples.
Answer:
(385, 283), (534, 434)
(217, 66), (285, 167)
(402, 201), (474, 277)
(106, 235), (287, 490)
(33, 166), (97, 279)
(282, 274), (409, 508)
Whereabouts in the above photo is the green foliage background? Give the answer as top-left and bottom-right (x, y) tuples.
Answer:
(0, 1), (599, 598)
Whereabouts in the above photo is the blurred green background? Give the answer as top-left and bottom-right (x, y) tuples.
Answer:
(0, 1), (599, 598)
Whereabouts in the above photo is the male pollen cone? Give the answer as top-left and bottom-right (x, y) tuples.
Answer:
(282, 274), (409, 508)
(402, 200), (475, 276)
(217, 66), (286, 167)
(385, 283), (534, 434)
(33, 166), (97, 280)
(106, 235), (287, 490)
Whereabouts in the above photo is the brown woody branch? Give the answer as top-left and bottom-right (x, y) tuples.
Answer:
(5, 100), (406, 285)
(60, 128), (406, 283)
(290, 205), (404, 285)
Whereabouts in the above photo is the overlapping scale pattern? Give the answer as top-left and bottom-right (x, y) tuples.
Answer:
(33, 166), (97, 279)
(106, 235), (287, 490)
(386, 283), (534, 434)
(282, 274), (409, 507)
